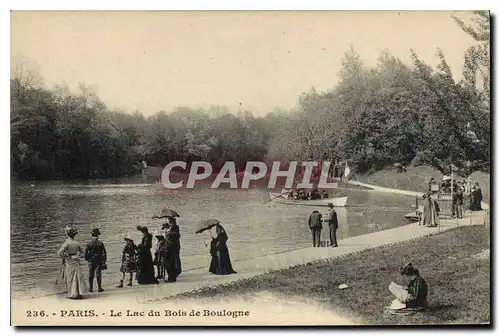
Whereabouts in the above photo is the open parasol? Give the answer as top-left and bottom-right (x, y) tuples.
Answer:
(152, 207), (180, 219)
(195, 219), (220, 234)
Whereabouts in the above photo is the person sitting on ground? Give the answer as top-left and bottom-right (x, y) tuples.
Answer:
(387, 262), (428, 312)
(321, 190), (329, 199)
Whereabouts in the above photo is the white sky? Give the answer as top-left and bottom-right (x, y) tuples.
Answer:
(11, 10), (477, 116)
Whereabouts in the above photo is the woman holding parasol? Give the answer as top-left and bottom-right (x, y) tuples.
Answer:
(154, 207), (182, 277)
(196, 219), (237, 275)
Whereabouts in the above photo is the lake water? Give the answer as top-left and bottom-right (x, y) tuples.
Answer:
(11, 180), (417, 299)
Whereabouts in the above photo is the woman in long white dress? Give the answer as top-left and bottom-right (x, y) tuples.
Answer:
(57, 225), (87, 299)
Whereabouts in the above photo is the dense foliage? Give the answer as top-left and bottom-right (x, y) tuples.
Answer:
(11, 12), (490, 180)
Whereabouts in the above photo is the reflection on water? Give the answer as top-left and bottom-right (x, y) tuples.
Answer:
(11, 181), (415, 299)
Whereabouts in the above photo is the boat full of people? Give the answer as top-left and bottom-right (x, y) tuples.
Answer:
(268, 189), (348, 207)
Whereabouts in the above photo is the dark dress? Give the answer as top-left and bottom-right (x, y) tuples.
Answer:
(406, 276), (429, 308)
(209, 229), (237, 275)
(169, 223), (182, 276)
(165, 230), (180, 282)
(136, 233), (159, 284)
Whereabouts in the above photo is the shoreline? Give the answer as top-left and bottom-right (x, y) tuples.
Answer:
(12, 209), (488, 306)
(11, 181), (490, 313)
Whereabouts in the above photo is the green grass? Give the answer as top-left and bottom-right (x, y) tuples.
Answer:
(178, 226), (490, 325)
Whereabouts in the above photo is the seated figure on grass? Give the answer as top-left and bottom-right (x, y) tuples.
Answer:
(387, 263), (428, 312)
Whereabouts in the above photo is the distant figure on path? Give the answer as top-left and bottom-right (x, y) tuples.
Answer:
(117, 233), (137, 288)
(135, 226), (159, 285)
(308, 210), (323, 247)
(388, 263), (428, 311)
(209, 224), (237, 275)
(456, 186), (464, 219)
(420, 193), (440, 227)
(428, 178), (438, 194)
(470, 183), (483, 211)
(323, 203), (339, 247)
(57, 225), (87, 299)
(84, 228), (107, 292)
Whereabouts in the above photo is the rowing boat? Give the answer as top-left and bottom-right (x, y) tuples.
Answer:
(404, 206), (423, 223)
(268, 192), (348, 207)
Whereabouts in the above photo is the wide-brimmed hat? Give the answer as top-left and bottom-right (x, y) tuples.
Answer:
(123, 232), (133, 241)
(91, 228), (101, 237)
(153, 230), (164, 238)
(136, 225), (149, 233)
(65, 225), (78, 235)
(401, 262), (419, 276)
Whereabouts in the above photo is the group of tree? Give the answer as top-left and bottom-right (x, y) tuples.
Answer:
(11, 11), (490, 180)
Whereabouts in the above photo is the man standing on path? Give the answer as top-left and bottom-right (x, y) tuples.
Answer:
(84, 228), (107, 292)
(308, 210), (323, 247)
(323, 203), (339, 247)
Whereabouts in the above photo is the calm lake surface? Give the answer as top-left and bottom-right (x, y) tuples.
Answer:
(11, 180), (417, 299)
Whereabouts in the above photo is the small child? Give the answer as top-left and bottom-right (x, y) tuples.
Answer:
(153, 231), (167, 281)
(117, 233), (137, 288)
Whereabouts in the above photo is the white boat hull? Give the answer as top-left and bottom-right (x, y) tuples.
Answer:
(268, 192), (348, 207)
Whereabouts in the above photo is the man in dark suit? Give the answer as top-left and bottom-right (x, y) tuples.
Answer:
(323, 203), (339, 247)
(308, 210), (323, 247)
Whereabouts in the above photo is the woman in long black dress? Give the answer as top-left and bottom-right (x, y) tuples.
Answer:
(135, 226), (159, 285)
(167, 217), (182, 276)
(209, 224), (237, 275)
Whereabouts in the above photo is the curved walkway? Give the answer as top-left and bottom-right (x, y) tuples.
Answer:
(12, 183), (490, 317)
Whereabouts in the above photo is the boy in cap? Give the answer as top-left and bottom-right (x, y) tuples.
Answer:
(84, 228), (107, 292)
(388, 263), (428, 311)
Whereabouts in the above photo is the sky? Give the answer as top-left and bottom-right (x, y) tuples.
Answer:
(11, 10), (477, 116)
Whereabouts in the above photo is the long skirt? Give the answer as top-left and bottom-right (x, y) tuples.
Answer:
(175, 246), (182, 276)
(136, 250), (159, 285)
(421, 201), (439, 227)
(63, 258), (87, 299)
(209, 245), (237, 275)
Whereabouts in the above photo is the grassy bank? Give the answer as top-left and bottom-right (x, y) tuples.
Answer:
(176, 226), (490, 325)
(354, 165), (490, 204)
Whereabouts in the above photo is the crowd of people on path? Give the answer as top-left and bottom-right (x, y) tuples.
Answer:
(56, 213), (237, 300)
(418, 178), (484, 227)
(307, 203), (339, 248)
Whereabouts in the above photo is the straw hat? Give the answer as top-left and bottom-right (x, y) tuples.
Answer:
(65, 225), (78, 235)
(153, 230), (163, 238)
(123, 232), (133, 241)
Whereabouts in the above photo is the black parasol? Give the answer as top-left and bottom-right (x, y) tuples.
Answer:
(152, 207), (180, 219)
(195, 219), (220, 234)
